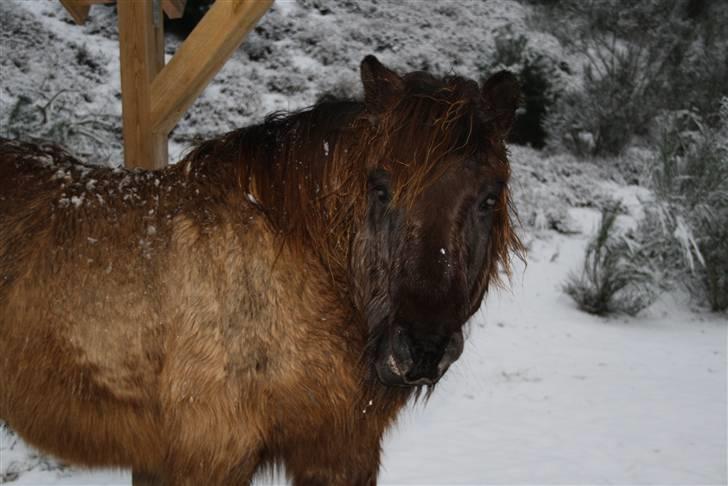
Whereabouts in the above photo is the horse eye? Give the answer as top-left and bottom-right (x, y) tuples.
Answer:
(373, 185), (390, 204)
(479, 195), (497, 212)
(368, 170), (391, 205)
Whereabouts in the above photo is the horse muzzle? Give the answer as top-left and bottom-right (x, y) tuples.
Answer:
(375, 326), (464, 387)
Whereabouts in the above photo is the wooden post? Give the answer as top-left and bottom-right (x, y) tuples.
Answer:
(59, 0), (115, 25)
(161, 0), (186, 19)
(150, 0), (273, 135)
(117, 0), (168, 170)
(60, 0), (272, 169)
(58, 0), (90, 24)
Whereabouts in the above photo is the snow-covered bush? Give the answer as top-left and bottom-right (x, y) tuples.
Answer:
(634, 102), (728, 311)
(484, 26), (568, 149)
(546, 39), (662, 157)
(640, 3), (728, 122)
(1, 90), (118, 166)
(564, 202), (656, 316)
(509, 146), (626, 235)
(545, 0), (728, 157)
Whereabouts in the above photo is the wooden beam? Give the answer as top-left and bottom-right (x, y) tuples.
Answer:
(74, 0), (115, 5)
(149, 0), (273, 135)
(117, 0), (168, 169)
(162, 0), (187, 19)
(59, 0), (90, 24)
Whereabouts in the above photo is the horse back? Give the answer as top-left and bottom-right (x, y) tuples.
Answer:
(0, 140), (275, 468)
(0, 139), (371, 476)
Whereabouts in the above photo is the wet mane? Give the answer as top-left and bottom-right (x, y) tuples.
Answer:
(180, 99), (369, 284)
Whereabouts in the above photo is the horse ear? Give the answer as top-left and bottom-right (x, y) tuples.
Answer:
(360, 55), (404, 113)
(481, 71), (520, 136)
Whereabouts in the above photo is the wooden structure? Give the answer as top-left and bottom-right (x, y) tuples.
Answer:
(59, 0), (273, 169)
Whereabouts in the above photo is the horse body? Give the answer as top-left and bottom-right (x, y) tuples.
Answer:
(0, 56), (520, 484)
(0, 143), (396, 483)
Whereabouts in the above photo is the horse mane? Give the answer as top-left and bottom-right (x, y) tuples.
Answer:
(179, 71), (523, 294)
(179, 99), (369, 287)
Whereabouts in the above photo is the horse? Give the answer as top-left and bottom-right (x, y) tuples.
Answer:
(0, 55), (522, 485)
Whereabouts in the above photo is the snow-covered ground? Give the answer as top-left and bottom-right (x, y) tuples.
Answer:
(1, 0), (726, 484)
(379, 209), (727, 485)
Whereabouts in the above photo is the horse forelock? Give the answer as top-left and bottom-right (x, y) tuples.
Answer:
(367, 74), (498, 204)
(363, 73), (524, 293)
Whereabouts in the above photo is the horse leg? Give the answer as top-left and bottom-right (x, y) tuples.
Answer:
(288, 459), (378, 486)
(284, 432), (381, 486)
(292, 475), (377, 486)
(160, 443), (264, 486)
(160, 456), (261, 486)
(131, 470), (164, 486)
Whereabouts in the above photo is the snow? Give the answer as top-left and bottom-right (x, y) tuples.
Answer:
(70, 195), (84, 208)
(362, 399), (375, 415)
(273, 0), (298, 18)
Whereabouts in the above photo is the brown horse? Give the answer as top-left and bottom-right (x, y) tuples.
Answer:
(0, 55), (521, 485)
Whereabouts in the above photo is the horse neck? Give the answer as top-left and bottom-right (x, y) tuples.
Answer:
(213, 103), (370, 287)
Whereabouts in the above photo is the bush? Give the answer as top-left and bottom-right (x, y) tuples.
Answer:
(546, 39), (664, 156)
(1, 90), (118, 166)
(545, 0), (728, 157)
(484, 27), (568, 149)
(634, 100), (728, 311)
(564, 202), (657, 316)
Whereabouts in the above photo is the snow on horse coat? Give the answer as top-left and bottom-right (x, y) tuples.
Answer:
(0, 56), (522, 485)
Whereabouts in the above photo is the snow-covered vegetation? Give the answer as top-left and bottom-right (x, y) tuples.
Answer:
(0, 0), (725, 484)
(563, 202), (656, 316)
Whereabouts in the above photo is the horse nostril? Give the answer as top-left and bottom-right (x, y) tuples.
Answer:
(437, 331), (464, 375)
(390, 327), (414, 376)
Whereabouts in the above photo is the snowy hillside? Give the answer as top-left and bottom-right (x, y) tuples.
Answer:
(1, 0), (726, 484)
(0, 0), (571, 166)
